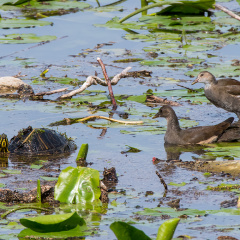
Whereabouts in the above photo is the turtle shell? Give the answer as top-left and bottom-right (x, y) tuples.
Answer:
(8, 126), (76, 155)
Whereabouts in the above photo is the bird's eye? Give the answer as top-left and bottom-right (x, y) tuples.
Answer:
(200, 73), (204, 77)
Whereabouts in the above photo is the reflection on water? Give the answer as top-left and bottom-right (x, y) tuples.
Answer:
(164, 143), (214, 161)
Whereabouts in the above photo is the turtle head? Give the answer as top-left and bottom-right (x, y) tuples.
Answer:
(0, 134), (9, 153)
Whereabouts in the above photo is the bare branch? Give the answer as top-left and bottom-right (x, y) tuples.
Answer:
(77, 115), (143, 124)
(111, 66), (132, 85)
(59, 76), (100, 99)
(97, 57), (117, 108)
(215, 4), (240, 21)
(35, 87), (68, 96)
(146, 94), (181, 106)
(59, 67), (132, 99)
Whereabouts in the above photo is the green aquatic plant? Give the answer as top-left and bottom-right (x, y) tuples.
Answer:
(110, 218), (180, 240)
(119, 0), (215, 23)
(54, 166), (101, 204)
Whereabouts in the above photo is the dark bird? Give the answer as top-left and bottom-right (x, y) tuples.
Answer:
(153, 105), (234, 145)
(192, 71), (240, 120)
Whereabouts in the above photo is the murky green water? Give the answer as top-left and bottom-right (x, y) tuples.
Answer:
(1, 0), (240, 239)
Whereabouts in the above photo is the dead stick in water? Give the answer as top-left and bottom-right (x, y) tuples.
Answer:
(97, 57), (117, 110)
(177, 84), (198, 92)
(215, 4), (240, 21)
(156, 171), (168, 191)
(77, 115), (143, 124)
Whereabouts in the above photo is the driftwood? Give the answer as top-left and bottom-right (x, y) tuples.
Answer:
(35, 87), (68, 96)
(59, 66), (132, 99)
(146, 94), (181, 106)
(77, 115), (143, 124)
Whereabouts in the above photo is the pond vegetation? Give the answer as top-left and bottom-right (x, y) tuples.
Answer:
(1, 0), (240, 239)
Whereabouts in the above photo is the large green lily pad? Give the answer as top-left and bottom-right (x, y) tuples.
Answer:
(154, 88), (209, 103)
(186, 62), (240, 78)
(0, 18), (52, 29)
(2, 0), (91, 10)
(141, 56), (204, 68)
(0, 33), (56, 44)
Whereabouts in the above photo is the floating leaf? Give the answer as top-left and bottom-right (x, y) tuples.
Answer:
(30, 164), (43, 169)
(141, 57), (203, 68)
(137, 207), (206, 218)
(203, 142), (240, 159)
(20, 212), (85, 233)
(18, 224), (87, 238)
(40, 176), (58, 181)
(3, 0), (90, 10)
(154, 88), (208, 103)
(179, 119), (199, 128)
(0, 33), (56, 44)
(169, 182), (186, 187)
(46, 76), (81, 85)
(0, 19), (52, 29)
(186, 63), (240, 78)
(2, 169), (21, 174)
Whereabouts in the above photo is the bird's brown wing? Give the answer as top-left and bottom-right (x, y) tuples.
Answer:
(179, 117), (234, 144)
(224, 85), (240, 96)
(217, 79), (240, 86)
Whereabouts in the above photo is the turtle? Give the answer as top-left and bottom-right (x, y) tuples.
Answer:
(0, 126), (76, 155)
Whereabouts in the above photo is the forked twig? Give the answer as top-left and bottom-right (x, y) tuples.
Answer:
(59, 67), (132, 99)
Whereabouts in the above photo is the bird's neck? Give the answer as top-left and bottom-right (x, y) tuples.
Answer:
(210, 76), (217, 85)
(166, 112), (181, 133)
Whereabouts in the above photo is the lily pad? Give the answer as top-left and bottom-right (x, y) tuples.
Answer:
(30, 164), (43, 169)
(2, 169), (21, 174)
(154, 88), (208, 103)
(139, 15), (214, 32)
(186, 63), (240, 78)
(169, 182), (186, 187)
(18, 224), (88, 238)
(3, 0), (91, 10)
(46, 76), (81, 85)
(203, 142), (240, 159)
(120, 126), (166, 135)
(141, 57), (203, 68)
(40, 176), (58, 181)
(0, 18), (52, 29)
(0, 33), (56, 44)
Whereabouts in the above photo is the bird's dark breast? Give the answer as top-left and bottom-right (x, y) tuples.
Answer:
(204, 87), (234, 110)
